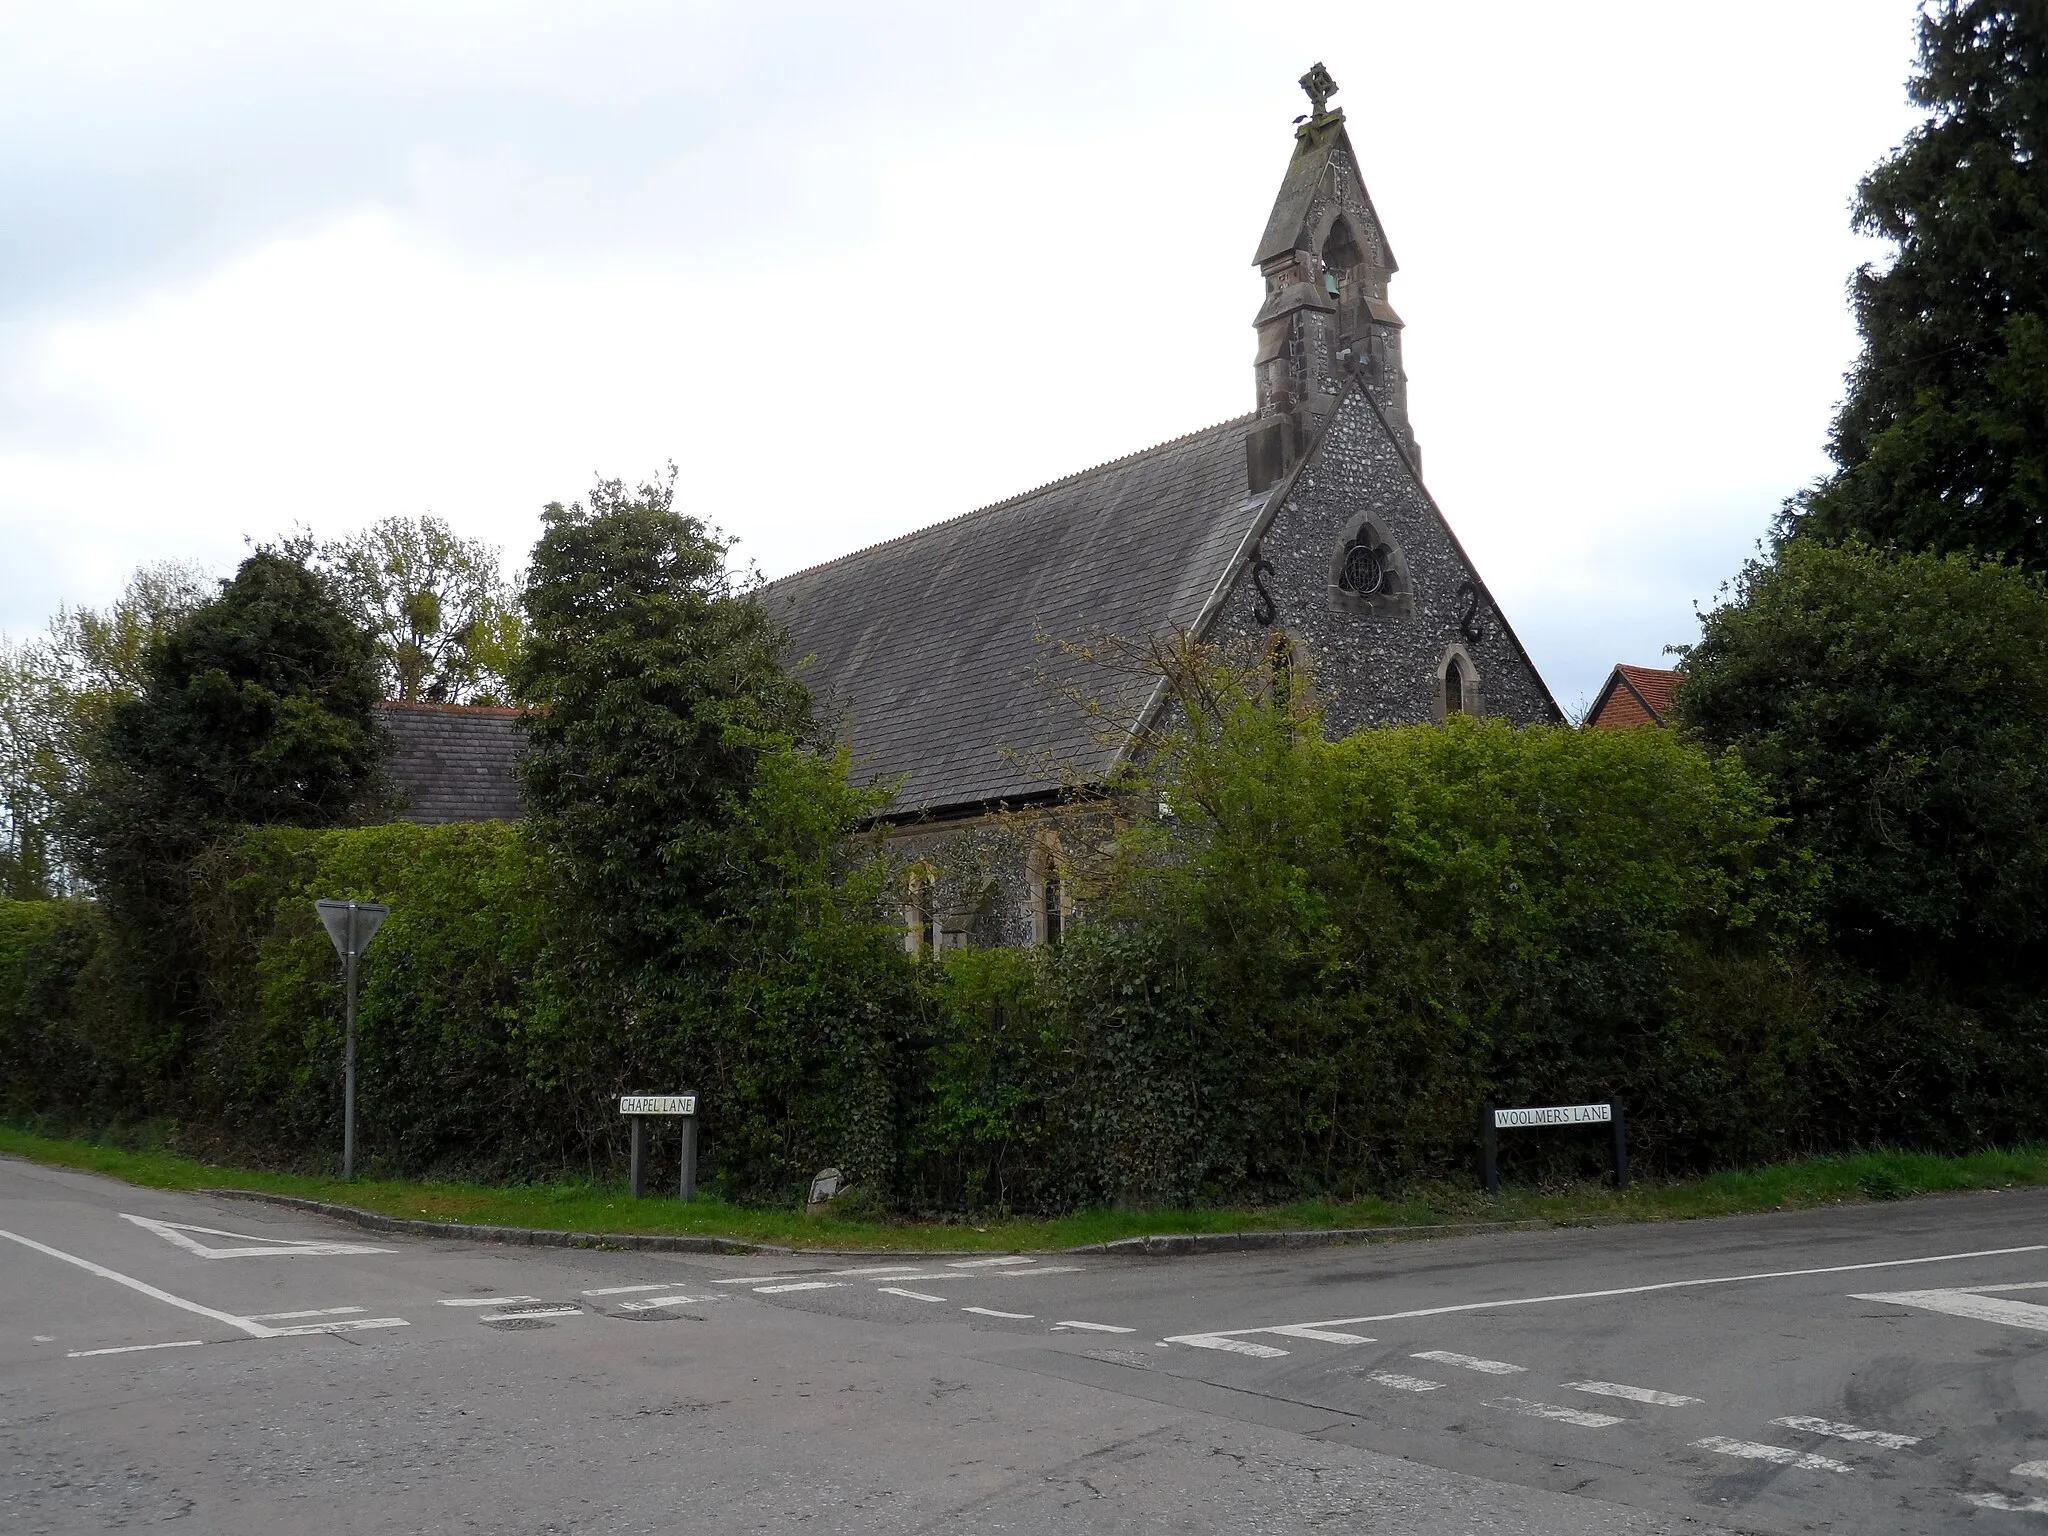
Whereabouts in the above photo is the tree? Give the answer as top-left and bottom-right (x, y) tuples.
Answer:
(0, 562), (212, 897)
(317, 515), (523, 704)
(1676, 539), (2048, 997)
(79, 550), (384, 1025)
(1787, 2), (2048, 564)
(514, 470), (815, 975)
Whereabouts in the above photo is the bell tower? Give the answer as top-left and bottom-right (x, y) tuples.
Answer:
(1246, 63), (1416, 492)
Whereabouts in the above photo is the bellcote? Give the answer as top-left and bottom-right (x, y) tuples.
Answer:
(1247, 64), (1417, 493)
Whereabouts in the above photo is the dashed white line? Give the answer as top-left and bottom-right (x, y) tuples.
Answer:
(1413, 1350), (1525, 1375)
(479, 1307), (577, 1323)
(2013, 1459), (2048, 1479)
(948, 1257), (1037, 1269)
(270, 1317), (410, 1335)
(247, 1306), (366, 1322)
(1268, 1325), (1373, 1344)
(1567, 1381), (1700, 1407)
(67, 1340), (205, 1358)
(993, 1266), (1082, 1277)
(879, 1288), (945, 1302)
(755, 1281), (841, 1294)
(1168, 1333), (1290, 1358)
(962, 1307), (1033, 1319)
(583, 1283), (675, 1296)
(614, 1294), (719, 1312)
(439, 1296), (541, 1307)
(1488, 1397), (1626, 1428)
(1367, 1370), (1443, 1392)
(1970, 1493), (2048, 1514)
(1055, 1321), (1136, 1334)
(1694, 1436), (1853, 1473)
(1771, 1415), (1919, 1449)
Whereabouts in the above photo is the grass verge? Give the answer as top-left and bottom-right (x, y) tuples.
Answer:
(3, 1125), (2043, 1251)
(16, 1122), (2048, 1253)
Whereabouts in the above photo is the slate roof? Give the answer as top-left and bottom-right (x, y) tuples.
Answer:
(377, 702), (527, 823)
(763, 416), (1263, 815)
(1585, 665), (1678, 729)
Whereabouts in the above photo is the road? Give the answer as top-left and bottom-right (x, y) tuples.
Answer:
(3, 1156), (2046, 1533)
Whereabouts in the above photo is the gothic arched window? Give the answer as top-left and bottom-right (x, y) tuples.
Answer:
(1028, 835), (1070, 948)
(1445, 658), (1466, 718)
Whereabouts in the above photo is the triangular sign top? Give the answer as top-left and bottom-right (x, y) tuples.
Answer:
(315, 899), (389, 960)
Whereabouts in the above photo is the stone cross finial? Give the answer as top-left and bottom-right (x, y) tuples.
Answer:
(1299, 62), (1338, 118)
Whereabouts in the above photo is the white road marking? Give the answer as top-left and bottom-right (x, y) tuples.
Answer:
(1968, 1493), (2048, 1514)
(878, 1288), (945, 1302)
(615, 1294), (717, 1312)
(583, 1284), (675, 1296)
(33, 1335), (54, 1342)
(986, 1266), (1081, 1277)
(2013, 1460), (2048, 1479)
(1055, 1321), (1135, 1334)
(1168, 1333), (1290, 1358)
(947, 1257), (1036, 1269)
(479, 1307), (578, 1322)
(439, 1296), (541, 1307)
(269, 1316), (408, 1335)
(1268, 1325), (1373, 1344)
(1851, 1285), (2048, 1333)
(755, 1281), (841, 1294)
(828, 1266), (949, 1278)
(1695, 1436), (1853, 1472)
(1567, 1381), (1700, 1407)
(1368, 1370), (1443, 1392)
(0, 1226), (280, 1338)
(962, 1307), (1033, 1319)
(119, 1213), (391, 1259)
(1184, 1244), (2047, 1342)
(247, 1306), (366, 1322)
(1413, 1350), (1525, 1375)
(66, 1339), (205, 1358)
(1771, 1415), (1919, 1449)
(1488, 1397), (1626, 1428)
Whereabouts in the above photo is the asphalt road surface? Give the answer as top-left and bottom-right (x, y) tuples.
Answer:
(4, 1156), (2047, 1533)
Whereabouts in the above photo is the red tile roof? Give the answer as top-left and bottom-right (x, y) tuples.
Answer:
(1585, 664), (1678, 729)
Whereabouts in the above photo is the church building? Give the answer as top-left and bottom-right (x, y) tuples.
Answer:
(760, 64), (1559, 950)
(376, 65), (1559, 952)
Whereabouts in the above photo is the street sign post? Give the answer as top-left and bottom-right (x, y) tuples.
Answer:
(1480, 1099), (1627, 1195)
(315, 900), (389, 1180)
(619, 1094), (699, 1202)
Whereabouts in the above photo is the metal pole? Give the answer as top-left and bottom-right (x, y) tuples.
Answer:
(343, 943), (358, 1181)
(1611, 1099), (1630, 1190)
(1480, 1100), (1498, 1196)
(678, 1114), (697, 1203)
(630, 1116), (647, 1199)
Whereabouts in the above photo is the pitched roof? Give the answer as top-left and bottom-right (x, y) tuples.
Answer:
(1253, 110), (1398, 271)
(762, 417), (1262, 814)
(1585, 664), (1678, 729)
(376, 701), (526, 822)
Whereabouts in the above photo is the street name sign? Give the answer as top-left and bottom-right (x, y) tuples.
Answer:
(1494, 1103), (1612, 1129)
(620, 1095), (696, 1116)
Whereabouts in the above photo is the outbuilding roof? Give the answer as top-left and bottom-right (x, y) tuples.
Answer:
(1584, 664), (1679, 729)
(762, 416), (1263, 815)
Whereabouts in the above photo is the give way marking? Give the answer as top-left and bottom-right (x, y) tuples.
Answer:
(1851, 1279), (2048, 1333)
(121, 1213), (393, 1259)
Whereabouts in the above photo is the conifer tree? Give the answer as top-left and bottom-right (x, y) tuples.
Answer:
(1788, 2), (2048, 564)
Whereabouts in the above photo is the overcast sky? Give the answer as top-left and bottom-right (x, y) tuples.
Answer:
(1, 1), (1924, 712)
